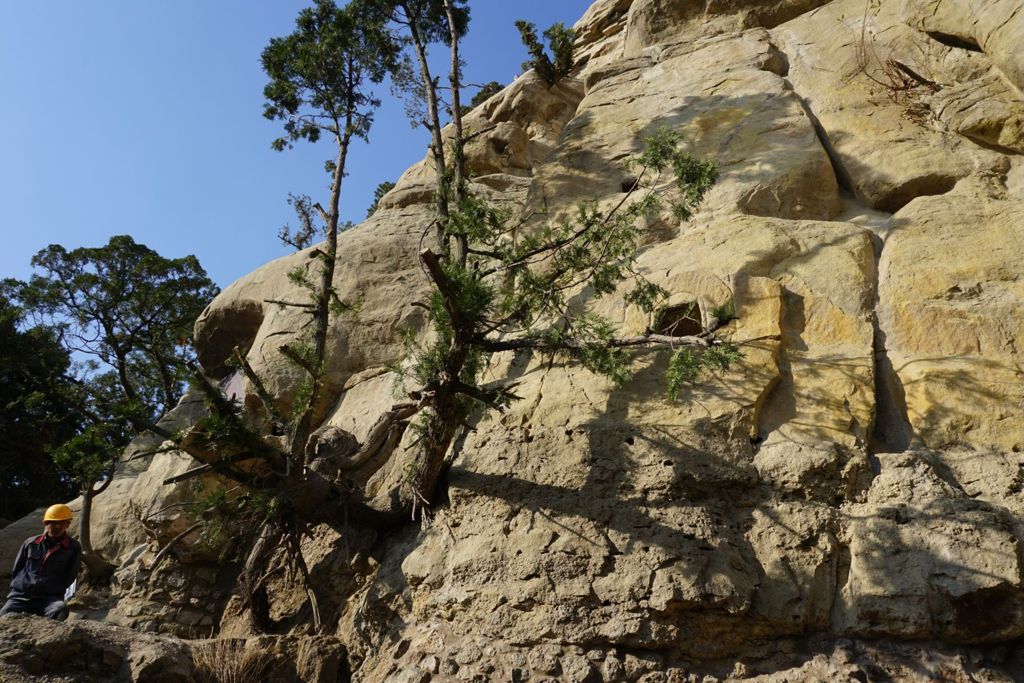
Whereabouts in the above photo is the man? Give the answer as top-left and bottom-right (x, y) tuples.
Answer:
(0, 504), (82, 621)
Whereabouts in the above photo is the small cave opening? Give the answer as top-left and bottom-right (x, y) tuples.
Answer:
(620, 176), (639, 193)
(654, 301), (704, 337)
(875, 173), (958, 213)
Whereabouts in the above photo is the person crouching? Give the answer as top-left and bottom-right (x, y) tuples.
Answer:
(0, 504), (82, 621)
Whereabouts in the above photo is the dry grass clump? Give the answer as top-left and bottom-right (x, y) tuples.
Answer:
(192, 638), (277, 683)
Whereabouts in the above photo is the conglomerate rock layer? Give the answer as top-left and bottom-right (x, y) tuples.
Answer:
(3, 0), (1024, 680)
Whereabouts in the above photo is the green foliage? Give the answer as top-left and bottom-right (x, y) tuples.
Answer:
(14, 235), (218, 419)
(0, 292), (78, 519)
(515, 20), (575, 86)
(459, 80), (503, 115)
(262, 0), (397, 152)
(666, 343), (743, 400)
(8, 236), (218, 496)
(489, 129), (710, 341)
(562, 315), (632, 386)
(366, 181), (396, 217)
(188, 488), (282, 561)
(399, 128), (720, 407)
(628, 128), (720, 221)
(711, 299), (736, 323)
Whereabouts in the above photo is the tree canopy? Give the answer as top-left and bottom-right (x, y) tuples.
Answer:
(262, 0), (398, 153)
(0, 292), (78, 520)
(515, 20), (575, 86)
(17, 235), (219, 418)
(8, 235), (218, 579)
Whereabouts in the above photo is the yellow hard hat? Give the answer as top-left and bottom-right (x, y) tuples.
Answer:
(43, 504), (73, 522)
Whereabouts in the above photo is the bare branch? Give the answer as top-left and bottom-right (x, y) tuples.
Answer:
(265, 299), (317, 310)
(147, 522), (203, 577)
(162, 451), (268, 486)
(279, 344), (318, 377)
(479, 332), (713, 354)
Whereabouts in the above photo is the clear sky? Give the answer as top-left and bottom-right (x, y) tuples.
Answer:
(0, 1), (594, 289)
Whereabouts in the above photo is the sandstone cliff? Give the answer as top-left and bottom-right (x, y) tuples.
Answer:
(3, 0), (1024, 680)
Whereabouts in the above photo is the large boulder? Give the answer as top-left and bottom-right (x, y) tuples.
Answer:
(901, 0), (1024, 93)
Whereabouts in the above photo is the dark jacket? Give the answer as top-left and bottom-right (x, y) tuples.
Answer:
(9, 534), (82, 598)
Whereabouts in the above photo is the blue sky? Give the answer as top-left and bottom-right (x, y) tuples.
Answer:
(0, 1), (594, 289)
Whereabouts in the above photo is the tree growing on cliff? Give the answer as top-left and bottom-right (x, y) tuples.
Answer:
(168, 0), (729, 634)
(365, 180), (396, 217)
(9, 235), (218, 581)
(175, 0), (401, 632)
(515, 20), (575, 86)
(261, 0), (398, 468)
(344, 0), (725, 520)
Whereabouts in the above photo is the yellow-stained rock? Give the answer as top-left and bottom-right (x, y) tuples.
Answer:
(878, 189), (1024, 451)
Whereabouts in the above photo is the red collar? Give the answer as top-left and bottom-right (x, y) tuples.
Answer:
(33, 534), (71, 549)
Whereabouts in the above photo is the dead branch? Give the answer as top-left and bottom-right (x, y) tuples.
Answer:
(147, 521), (203, 578)
(478, 331), (713, 354)
(233, 347), (289, 431)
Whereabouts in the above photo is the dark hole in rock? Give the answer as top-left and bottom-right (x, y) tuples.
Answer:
(926, 31), (982, 52)
(625, 436), (635, 445)
(654, 302), (704, 337)
(620, 177), (638, 193)
(875, 173), (958, 213)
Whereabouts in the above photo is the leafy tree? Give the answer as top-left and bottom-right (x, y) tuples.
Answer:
(366, 180), (396, 217)
(262, 0), (398, 465)
(177, 0), (401, 632)
(343, 1), (727, 521)
(0, 293), (78, 521)
(459, 80), (502, 115)
(12, 235), (218, 580)
(382, 128), (721, 519)
(167, 0), (730, 634)
(515, 20), (575, 86)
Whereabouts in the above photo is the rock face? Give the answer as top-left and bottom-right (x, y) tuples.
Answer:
(6, 0), (1024, 680)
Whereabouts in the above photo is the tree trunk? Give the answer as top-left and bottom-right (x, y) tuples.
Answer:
(400, 0), (449, 247)
(444, 0), (469, 266)
(287, 134), (350, 467)
(79, 486), (116, 585)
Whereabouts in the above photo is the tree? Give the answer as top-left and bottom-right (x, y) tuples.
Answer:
(362, 0), (470, 241)
(12, 235), (218, 580)
(0, 292), (78, 521)
(168, 0), (730, 634)
(338, 0), (727, 521)
(515, 20), (575, 86)
(262, 0), (398, 467)
(366, 180), (396, 217)
(459, 80), (502, 116)
(187, 0), (401, 632)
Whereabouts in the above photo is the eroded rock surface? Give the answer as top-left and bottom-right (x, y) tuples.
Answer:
(6, 0), (1024, 680)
